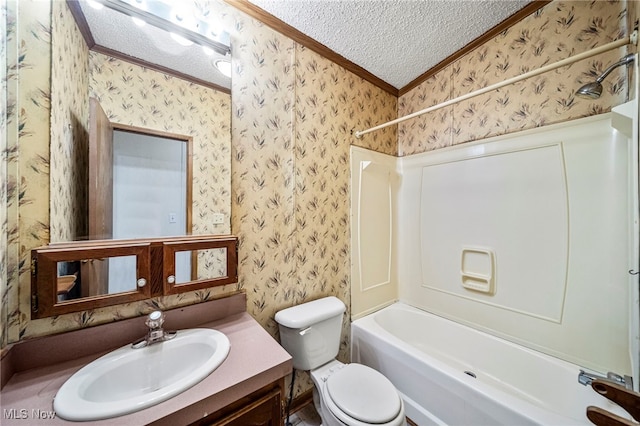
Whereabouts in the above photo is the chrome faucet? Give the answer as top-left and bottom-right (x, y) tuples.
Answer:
(132, 310), (177, 349)
(578, 369), (634, 390)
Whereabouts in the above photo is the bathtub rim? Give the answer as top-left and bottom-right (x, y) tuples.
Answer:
(351, 301), (630, 425)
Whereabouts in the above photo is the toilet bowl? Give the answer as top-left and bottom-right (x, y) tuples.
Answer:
(275, 296), (405, 426)
(310, 360), (405, 426)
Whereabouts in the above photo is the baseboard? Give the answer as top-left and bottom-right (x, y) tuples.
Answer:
(289, 389), (313, 414)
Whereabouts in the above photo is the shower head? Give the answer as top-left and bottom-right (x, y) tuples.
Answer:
(576, 54), (636, 99)
(576, 81), (603, 99)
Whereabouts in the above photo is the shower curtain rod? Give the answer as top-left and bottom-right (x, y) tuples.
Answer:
(354, 31), (638, 139)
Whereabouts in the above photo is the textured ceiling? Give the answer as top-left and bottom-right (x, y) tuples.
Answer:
(79, 0), (533, 92)
(247, 0), (531, 89)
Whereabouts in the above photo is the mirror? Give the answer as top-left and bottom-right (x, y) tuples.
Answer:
(56, 255), (139, 301)
(162, 237), (238, 295)
(42, 0), (233, 310)
(50, 0), (232, 245)
(87, 99), (194, 242)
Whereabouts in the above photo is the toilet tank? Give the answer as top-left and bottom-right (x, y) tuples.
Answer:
(275, 297), (346, 370)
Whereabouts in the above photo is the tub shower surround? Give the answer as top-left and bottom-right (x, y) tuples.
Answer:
(350, 110), (638, 424)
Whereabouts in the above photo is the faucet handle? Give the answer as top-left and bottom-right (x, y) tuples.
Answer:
(591, 380), (640, 422)
(145, 310), (164, 329)
(587, 406), (636, 426)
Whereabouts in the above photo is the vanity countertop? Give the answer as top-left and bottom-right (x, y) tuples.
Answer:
(0, 294), (292, 425)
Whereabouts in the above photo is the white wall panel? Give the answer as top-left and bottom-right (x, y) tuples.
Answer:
(419, 144), (568, 321)
(351, 147), (398, 319)
(397, 114), (636, 376)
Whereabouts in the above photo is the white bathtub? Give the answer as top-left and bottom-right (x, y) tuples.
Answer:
(351, 303), (631, 425)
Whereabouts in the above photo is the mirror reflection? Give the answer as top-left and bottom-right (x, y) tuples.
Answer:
(50, 0), (231, 247)
(46, 0), (232, 305)
(87, 109), (193, 242)
(32, 242), (153, 319)
(51, 245), (234, 303)
(112, 128), (189, 240)
(174, 247), (228, 285)
(56, 255), (138, 302)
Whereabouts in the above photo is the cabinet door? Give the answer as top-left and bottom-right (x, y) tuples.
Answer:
(212, 389), (282, 426)
(162, 236), (238, 295)
(31, 242), (152, 318)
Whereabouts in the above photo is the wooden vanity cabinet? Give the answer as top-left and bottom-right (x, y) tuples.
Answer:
(191, 379), (284, 426)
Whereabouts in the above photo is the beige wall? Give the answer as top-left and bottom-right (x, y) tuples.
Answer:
(1, 0), (8, 350)
(50, 0), (90, 243)
(0, 0), (634, 398)
(4, 0), (52, 348)
(631, 0), (640, 56)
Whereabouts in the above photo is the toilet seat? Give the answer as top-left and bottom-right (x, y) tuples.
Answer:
(323, 363), (402, 425)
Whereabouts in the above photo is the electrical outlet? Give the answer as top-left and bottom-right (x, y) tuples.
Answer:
(212, 213), (225, 224)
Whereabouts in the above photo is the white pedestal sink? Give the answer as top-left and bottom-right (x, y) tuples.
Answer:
(54, 328), (230, 421)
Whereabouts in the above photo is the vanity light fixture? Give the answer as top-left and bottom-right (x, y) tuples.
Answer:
(95, 0), (231, 56)
(214, 60), (232, 78)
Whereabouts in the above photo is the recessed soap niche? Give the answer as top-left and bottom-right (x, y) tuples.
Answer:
(460, 247), (496, 294)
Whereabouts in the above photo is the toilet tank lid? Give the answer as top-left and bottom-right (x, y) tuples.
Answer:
(275, 297), (346, 329)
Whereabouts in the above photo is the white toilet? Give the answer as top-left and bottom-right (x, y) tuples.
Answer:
(275, 296), (406, 426)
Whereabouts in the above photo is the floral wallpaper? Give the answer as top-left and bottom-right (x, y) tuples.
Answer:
(3, 0), (52, 346)
(228, 9), (397, 394)
(398, 0), (631, 155)
(631, 0), (640, 56)
(50, 0), (89, 243)
(1, 0), (9, 350)
(1, 0), (634, 404)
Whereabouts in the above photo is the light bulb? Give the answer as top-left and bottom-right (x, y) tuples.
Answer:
(170, 33), (193, 47)
(214, 60), (231, 78)
(87, 0), (103, 10)
(132, 17), (146, 27)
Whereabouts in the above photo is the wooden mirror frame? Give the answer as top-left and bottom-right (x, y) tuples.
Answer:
(31, 242), (152, 318)
(31, 235), (238, 319)
(163, 236), (238, 295)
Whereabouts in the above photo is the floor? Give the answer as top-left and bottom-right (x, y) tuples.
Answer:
(287, 403), (322, 426)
